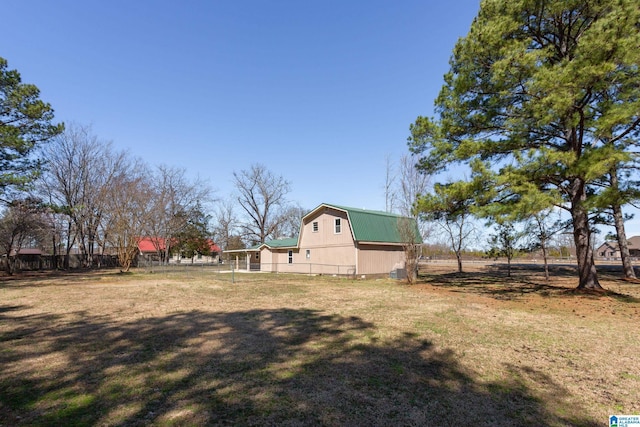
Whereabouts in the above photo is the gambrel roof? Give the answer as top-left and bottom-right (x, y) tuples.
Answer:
(231, 203), (423, 254)
(304, 203), (423, 245)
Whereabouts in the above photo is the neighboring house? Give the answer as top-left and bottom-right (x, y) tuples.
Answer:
(138, 237), (221, 264)
(138, 237), (168, 261)
(596, 236), (640, 259)
(8, 248), (43, 257)
(227, 203), (422, 276)
(169, 239), (222, 264)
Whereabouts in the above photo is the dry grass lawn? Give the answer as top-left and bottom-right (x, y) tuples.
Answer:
(0, 262), (638, 426)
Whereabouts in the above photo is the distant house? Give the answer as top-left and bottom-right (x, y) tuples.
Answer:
(8, 248), (43, 257)
(596, 236), (640, 259)
(169, 239), (221, 264)
(138, 237), (221, 264)
(138, 237), (168, 260)
(226, 203), (422, 276)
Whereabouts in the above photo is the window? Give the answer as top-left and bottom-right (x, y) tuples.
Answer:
(334, 218), (341, 234)
(288, 250), (293, 264)
(312, 221), (318, 232)
(306, 249), (311, 259)
(255, 253), (259, 260)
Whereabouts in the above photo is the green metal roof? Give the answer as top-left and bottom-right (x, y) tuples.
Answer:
(313, 204), (423, 244)
(245, 205), (422, 252)
(260, 237), (299, 249)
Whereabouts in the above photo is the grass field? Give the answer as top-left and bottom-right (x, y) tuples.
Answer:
(1, 263), (638, 426)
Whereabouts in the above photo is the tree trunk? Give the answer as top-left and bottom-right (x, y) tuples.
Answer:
(5, 256), (15, 275)
(570, 185), (602, 289)
(610, 171), (636, 279)
(612, 203), (636, 279)
(541, 242), (549, 281)
(455, 251), (463, 273)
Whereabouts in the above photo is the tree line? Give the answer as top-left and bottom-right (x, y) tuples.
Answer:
(4, 0), (639, 290)
(0, 120), (215, 274)
(0, 56), (306, 274)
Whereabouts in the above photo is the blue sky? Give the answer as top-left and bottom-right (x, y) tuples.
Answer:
(5, 1), (638, 241)
(3, 0), (480, 211)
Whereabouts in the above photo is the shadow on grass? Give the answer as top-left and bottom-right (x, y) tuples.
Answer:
(420, 269), (565, 301)
(0, 269), (125, 288)
(0, 305), (598, 426)
(420, 263), (640, 302)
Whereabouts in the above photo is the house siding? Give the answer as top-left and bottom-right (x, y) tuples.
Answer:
(357, 244), (405, 275)
(262, 248), (302, 273)
(301, 208), (353, 247)
(596, 236), (640, 259)
(253, 204), (417, 276)
(260, 248), (275, 272)
(298, 208), (357, 272)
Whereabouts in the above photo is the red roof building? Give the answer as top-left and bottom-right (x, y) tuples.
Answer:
(137, 237), (220, 254)
(137, 237), (168, 253)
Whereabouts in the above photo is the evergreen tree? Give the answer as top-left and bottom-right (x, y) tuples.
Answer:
(410, 0), (640, 289)
(0, 57), (63, 198)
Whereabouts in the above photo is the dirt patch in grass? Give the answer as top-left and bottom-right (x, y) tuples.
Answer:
(0, 265), (638, 426)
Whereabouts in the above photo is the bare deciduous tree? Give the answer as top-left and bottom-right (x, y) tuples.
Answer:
(525, 210), (565, 281)
(271, 203), (306, 239)
(146, 165), (213, 263)
(384, 154), (397, 213)
(0, 199), (47, 274)
(233, 164), (291, 245)
(212, 198), (240, 252)
(394, 154), (432, 282)
(42, 124), (127, 267)
(397, 153), (431, 240)
(397, 216), (422, 284)
(104, 162), (153, 272)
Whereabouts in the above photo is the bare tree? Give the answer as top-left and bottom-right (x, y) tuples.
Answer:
(442, 215), (475, 274)
(397, 217), (422, 284)
(36, 204), (72, 270)
(103, 161), (153, 272)
(212, 197), (240, 252)
(525, 210), (565, 281)
(396, 155), (424, 215)
(37, 177), (76, 269)
(397, 154), (432, 240)
(0, 199), (47, 274)
(146, 165), (213, 263)
(384, 154), (397, 213)
(271, 203), (306, 239)
(233, 164), (291, 245)
(393, 154), (432, 282)
(41, 124), (126, 267)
